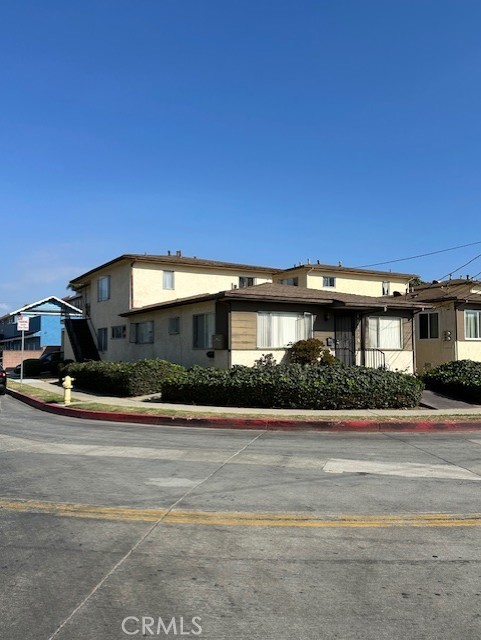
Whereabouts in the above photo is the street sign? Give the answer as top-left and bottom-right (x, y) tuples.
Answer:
(17, 316), (30, 331)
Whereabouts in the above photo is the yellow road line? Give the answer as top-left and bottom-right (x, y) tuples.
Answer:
(1, 498), (481, 528)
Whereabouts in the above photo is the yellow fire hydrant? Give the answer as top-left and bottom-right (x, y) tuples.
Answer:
(62, 375), (75, 406)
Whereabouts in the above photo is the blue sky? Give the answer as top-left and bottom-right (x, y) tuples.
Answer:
(2, 0), (481, 312)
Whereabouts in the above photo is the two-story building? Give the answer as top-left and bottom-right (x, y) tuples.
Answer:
(0, 296), (82, 369)
(65, 253), (428, 373)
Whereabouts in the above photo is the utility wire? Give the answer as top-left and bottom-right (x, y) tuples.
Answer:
(357, 240), (481, 268)
(438, 252), (481, 281)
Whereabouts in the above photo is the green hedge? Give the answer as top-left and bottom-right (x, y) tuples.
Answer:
(62, 359), (186, 397)
(162, 364), (424, 410)
(420, 360), (481, 404)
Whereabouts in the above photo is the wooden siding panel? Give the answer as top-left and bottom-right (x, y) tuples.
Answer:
(230, 311), (257, 349)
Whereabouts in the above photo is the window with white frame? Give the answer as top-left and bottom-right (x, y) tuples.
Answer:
(193, 313), (214, 349)
(130, 321), (154, 344)
(111, 325), (126, 339)
(419, 312), (439, 340)
(97, 276), (110, 302)
(168, 316), (180, 335)
(382, 281), (390, 296)
(323, 276), (336, 288)
(368, 316), (403, 349)
(239, 276), (255, 288)
(257, 312), (313, 348)
(163, 270), (175, 290)
(465, 310), (481, 339)
(97, 327), (108, 351)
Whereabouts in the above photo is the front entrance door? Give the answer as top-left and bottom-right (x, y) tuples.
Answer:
(334, 315), (355, 365)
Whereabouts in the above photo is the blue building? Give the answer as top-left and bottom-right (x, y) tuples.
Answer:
(0, 296), (82, 368)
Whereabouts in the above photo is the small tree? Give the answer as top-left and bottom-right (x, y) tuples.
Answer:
(289, 338), (341, 366)
(288, 338), (324, 365)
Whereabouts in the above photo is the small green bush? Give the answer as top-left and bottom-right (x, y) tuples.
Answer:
(63, 359), (186, 397)
(289, 338), (324, 365)
(419, 360), (481, 404)
(288, 338), (341, 366)
(162, 364), (424, 410)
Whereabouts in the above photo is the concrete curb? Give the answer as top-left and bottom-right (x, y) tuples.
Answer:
(7, 388), (481, 432)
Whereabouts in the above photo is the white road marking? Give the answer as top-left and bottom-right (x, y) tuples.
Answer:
(1, 434), (479, 480)
(323, 458), (481, 480)
(0, 434), (325, 468)
(144, 478), (197, 487)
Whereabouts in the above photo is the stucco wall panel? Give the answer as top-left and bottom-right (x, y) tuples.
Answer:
(132, 263), (271, 308)
(457, 342), (481, 362)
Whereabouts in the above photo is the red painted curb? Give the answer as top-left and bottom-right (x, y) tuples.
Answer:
(7, 389), (481, 432)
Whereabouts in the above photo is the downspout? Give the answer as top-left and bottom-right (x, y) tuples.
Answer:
(412, 310), (416, 373)
(454, 302), (459, 361)
(130, 260), (136, 310)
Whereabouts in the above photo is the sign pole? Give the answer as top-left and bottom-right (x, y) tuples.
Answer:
(16, 314), (30, 387)
(20, 329), (25, 387)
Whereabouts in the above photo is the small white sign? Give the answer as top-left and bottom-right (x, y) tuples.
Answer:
(17, 316), (30, 331)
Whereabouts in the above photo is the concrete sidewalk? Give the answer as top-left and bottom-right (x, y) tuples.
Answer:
(8, 377), (481, 424)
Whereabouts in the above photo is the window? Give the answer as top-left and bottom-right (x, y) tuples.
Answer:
(111, 325), (126, 339)
(97, 276), (110, 301)
(130, 321), (154, 344)
(97, 328), (108, 351)
(465, 310), (481, 339)
(193, 313), (214, 349)
(163, 270), (175, 290)
(368, 317), (403, 349)
(239, 276), (255, 288)
(419, 313), (439, 340)
(257, 312), (313, 348)
(323, 276), (336, 288)
(168, 316), (180, 335)
(382, 281), (390, 296)
(279, 277), (299, 286)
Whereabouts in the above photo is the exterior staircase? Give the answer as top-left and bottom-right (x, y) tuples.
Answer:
(64, 318), (101, 362)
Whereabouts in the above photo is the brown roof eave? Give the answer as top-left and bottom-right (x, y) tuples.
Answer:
(71, 254), (278, 286)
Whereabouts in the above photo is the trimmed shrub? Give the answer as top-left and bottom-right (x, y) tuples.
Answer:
(288, 338), (341, 366)
(63, 359), (186, 397)
(162, 364), (424, 410)
(419, 360), (481, 404)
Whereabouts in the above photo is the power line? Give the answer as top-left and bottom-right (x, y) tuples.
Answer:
(356, 240), (481, 268)
(438, 253), (481, 281)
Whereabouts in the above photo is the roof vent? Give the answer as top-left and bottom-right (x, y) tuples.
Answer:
(167, 250), (171, 256)
(176, 250), (182, 257)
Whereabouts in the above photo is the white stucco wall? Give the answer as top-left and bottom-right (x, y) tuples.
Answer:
(456, 342), (481, 362)
(383, 350), (415, 373)
(230, 349), (289, 367)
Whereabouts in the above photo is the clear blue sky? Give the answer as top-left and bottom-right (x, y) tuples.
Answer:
(2, 0), (481, 312)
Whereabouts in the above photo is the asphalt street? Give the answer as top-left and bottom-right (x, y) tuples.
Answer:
(1, 393), (481, 640)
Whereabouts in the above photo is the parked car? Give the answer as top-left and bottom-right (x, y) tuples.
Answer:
(0, 366), (7, 394)
(14, 351), (64, 376)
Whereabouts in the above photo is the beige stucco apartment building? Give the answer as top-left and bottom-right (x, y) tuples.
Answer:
(407, 279), (481, 371)
(65, 253), (428, 373)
